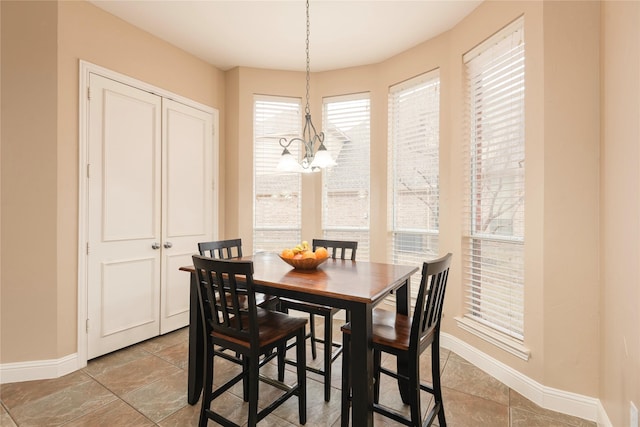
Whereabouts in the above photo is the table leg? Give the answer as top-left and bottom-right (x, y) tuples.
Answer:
(395, 278), (411, 404)
(348, 303), (374, 427)
(188, 272), (203, 405)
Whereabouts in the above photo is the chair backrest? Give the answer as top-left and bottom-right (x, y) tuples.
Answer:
(312, 239), (358, 261)
(198, 239), (243, 259)
(192, 255), (258, 346)
(411, 253), (452, 352)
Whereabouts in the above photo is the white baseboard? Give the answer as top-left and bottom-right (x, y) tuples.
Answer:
(440, 333), (607, 426)
(596, 400), (613, 427)
(0, 353), (79, 384)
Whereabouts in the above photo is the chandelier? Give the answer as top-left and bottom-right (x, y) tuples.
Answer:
(277, 0), (336, 173)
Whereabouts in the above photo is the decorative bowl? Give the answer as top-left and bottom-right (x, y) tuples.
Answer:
(279, 254), (329, 270)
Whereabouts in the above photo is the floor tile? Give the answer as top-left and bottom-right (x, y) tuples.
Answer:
(84, 345), (151, 377)
(509, 390), (597, 427)
(0, 370), (93, 409)
(92, 354), (181, 396)
(441, 352), (510, 406)
(121, 369), (188, 422)
(1, 403), (17, 427)
(61, 399), (154, 427)
(435, 386), (509, 427)
(154, 341), (189, 369)
(137, 328), (188, 354)
(156, 400), (201, 427)
(8, 379), (117, 427)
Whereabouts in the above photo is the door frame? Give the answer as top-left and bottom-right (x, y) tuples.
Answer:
(77, 60), (219, 367)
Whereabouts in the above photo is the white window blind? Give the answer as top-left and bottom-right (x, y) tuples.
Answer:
(462, 17), (525, 341)
(322, 94), (370, 259)
(388, 70), (441, 292)
(253, 95), (302, 252)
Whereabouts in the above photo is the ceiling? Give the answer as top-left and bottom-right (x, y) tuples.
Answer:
(89, 0), (482, 72)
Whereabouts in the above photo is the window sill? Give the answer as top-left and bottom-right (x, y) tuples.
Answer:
(455, 316), (531, 361)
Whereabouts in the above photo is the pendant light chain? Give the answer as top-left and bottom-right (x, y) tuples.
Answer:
(304, 0), (311, 116)
(276, 0), (335, 172)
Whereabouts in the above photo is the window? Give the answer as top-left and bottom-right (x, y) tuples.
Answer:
(322, 94), (370, 259)
(253, 96), (302, 252)
(461, 17), (526, 351)
(388, 70), (441, 280)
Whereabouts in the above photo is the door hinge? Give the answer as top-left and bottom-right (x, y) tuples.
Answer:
(86, 318), (90, 333)
(86, 242), (90, 255)
(87, 87), (91, 100)
(86, 164), (91, 179)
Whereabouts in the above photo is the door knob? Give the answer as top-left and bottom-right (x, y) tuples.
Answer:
(164, 242), (173, 249)
(151, 242), (160, 250)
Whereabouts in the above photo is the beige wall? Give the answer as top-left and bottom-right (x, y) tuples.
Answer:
(2, 0), (638, 424)
(0, 0), (224, 363)
(2, 1), (59, 361)
(601, 1), (640, 425)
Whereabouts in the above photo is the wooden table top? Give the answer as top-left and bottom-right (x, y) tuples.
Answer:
(181, 251), (418, 305)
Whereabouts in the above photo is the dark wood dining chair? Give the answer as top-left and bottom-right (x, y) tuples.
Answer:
(279, 238), (357, 402)
(341, 253), (452, 427)
(198, 239), (279, 364)
(192, 255), (307, 427)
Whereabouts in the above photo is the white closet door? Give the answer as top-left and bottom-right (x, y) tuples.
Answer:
(160, 99), (214, 333)
(87, 74), (162, 358)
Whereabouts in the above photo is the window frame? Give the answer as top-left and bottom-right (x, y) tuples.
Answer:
(321, 92), (371, 259)
(252, 95), (303, 253)
(387, 69), (441, 304)
(457, 17), (530, 360)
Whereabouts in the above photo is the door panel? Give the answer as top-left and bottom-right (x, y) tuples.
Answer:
(101, 257), (158, 335)
(161, 99), (214, 333)
(88, 74), (162, 359)
(102, 91), (159, 240)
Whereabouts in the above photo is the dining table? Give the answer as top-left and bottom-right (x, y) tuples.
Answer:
(181, 251), (418, 427)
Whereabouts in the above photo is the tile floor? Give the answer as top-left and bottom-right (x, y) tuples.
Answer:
(1, 322), (596, 426)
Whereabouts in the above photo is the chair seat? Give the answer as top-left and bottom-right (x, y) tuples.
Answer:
(343, 308), (413, 351)
(212, 308), (308, 350)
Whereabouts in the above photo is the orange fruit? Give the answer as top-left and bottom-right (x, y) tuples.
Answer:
(315, 247), (328, 259)
(281, 248), (294, 259)
(302, 250), (316, 259)
(293, 253), (303, 260)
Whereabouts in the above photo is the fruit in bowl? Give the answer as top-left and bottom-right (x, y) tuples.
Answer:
(280, 241), (329, 270)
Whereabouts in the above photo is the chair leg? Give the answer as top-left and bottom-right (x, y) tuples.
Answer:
(341, 332), (351, 427)
(432, 338), (446, 427)
(277, 342), (286, 382)
(242, 356), (249, 402)
(247, 356), (260, 427)
(373, 349), (381, 403)
(409, 358), (422, 426)
(323, 313), (333, 402)
(200, 345), (214, 427)
(296, 328), (307, 425)
(309, 313), (317, 360)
